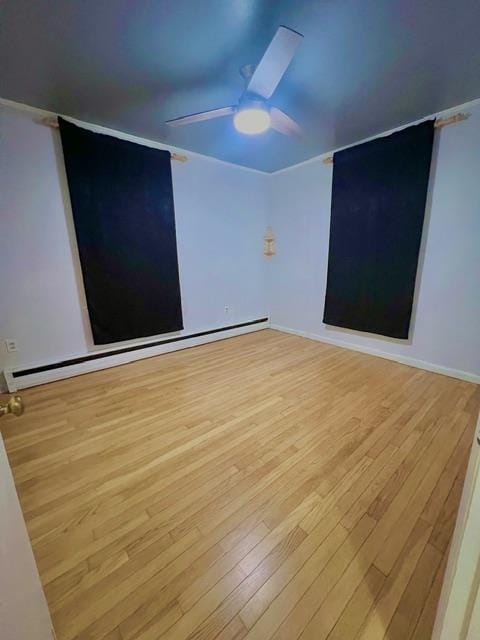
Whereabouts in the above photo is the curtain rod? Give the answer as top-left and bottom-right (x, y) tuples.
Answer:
(39, 116), (188, 163)
(322, 112), (470, 165)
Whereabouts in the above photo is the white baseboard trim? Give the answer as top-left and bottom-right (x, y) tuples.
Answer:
(3, 370), (16, 393)
(270, 324), (480, 384)
(5, 320), (270, 392)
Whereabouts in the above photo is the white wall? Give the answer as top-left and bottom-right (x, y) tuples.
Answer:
(0, 436), (53, 639)
(0, 103), (269, 372)
(267, 103), (480, 379)
(1, 99), (479, 382)
(433, 417), (480, 639)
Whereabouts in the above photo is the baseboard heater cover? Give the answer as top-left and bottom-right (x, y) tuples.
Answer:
(12, 318), (268, 379)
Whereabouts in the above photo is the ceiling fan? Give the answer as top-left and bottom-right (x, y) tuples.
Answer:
(165, 26), (304, 137)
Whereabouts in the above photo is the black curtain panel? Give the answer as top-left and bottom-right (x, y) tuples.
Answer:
(59, 119), (183, 344)
(323, 120), (435, 339)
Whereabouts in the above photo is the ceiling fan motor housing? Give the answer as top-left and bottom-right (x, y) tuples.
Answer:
(239, 63), (256, 81)
(237, 96), (268, 111)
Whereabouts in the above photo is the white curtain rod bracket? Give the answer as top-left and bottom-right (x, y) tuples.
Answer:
(38, 116), (188, 163)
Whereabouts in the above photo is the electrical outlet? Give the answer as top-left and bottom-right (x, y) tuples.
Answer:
(224, 305), (230, 314)
(5, 339), (18, 353)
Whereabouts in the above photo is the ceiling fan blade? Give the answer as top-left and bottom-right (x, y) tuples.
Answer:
(247, 26), (303, 99)
(165, 106), (234, 126)
(270, 107), (303, 138)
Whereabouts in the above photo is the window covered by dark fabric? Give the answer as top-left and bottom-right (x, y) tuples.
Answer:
(323, 120), (434, 339)
(59, 119), (183, 344)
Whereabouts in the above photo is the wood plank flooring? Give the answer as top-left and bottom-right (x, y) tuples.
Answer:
(2, 329), (479, 640)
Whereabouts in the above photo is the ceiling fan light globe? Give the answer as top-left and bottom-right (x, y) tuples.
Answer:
(233, 108), (271, 135)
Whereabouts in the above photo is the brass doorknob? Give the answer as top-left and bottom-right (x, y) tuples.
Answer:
(0, 395), (25, 418)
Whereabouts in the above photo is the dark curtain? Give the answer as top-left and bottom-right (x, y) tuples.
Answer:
(323, 120), (434, 339)
(59, 118), (183, 344)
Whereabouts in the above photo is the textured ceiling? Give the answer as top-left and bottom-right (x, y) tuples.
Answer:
(1, 0), (479, 172)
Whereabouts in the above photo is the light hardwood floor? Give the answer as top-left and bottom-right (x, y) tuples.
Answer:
(2, 329), (479, 640)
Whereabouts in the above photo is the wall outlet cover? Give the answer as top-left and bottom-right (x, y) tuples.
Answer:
(5, 339), (18, 353)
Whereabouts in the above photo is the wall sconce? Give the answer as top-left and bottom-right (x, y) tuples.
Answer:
(263, 226), (275, 257)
